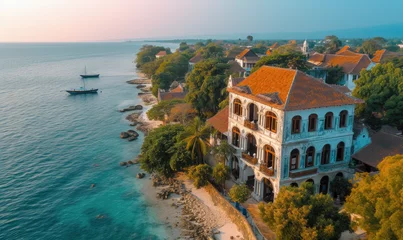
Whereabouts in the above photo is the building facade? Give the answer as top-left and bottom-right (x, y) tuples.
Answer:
(223, 66), (362, 202)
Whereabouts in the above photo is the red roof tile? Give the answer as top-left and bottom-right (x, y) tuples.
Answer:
(156, 51), (167, 56)
(236, 49), (258, 60)
(308, 53), (372, 75)
(372, 49), (403, 63)
(228, 66), (363, 111)
(207, 106), (229, 133)
(336, 45), (353, 55)
(189, 52), (203, 64)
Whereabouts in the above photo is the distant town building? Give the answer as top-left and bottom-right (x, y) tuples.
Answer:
(301, 40), (309, 57)
(235, 49), (260, 74)
(188, 52), (203, 70)
(228, 60), (246, 77)
(155, 51), (167, 58)
(208, 66), (363, 202)
(371, 49), (403, 63)
(308, 47), (375, 90)
(157, 83), (187, 102)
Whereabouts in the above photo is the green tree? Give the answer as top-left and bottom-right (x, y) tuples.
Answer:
(329, 176), (352, 202)
(251, 42), (267, 54)
(324, 35), (342, 53)
(259, 183), (351, 240)
(325, 66), (345, 84)
(139, 125), (185, 177)
(212, 163), (230, 190)
(136, 45), (170, 68)
(251, 53), (309, 73)
(198, 42), (225, 59)
(187, 164), (212, 188)
(194, 41), (205, 50)
(179, 42), (189, 51)
(183, 117), (210, 164)
(345, 155), (403, 240)
(385, 45), (400, 52)
(185, 59), (229, 117)
(313, 45), (326, 53)
(272, 43), (299, 55)
(140, 58), (164, 78)
(361, 39), (382, 57)
(229, 184), (251, 203)
(211, 140), (235, 165)
(247, 35), (254, 42)
(169, 141), (193, 172)
(147, 99), (185, 121)
(353, 63), (403, 133)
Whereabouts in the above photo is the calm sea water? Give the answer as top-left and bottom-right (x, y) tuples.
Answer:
(0, 42), (177, 240)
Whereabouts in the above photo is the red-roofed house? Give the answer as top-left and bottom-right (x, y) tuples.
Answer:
(155, 51), (167, 58)
(157, 83), (187, 102)
(235, 49), (260, 74)
(214, 65), (363, 202)
(371, 49), (403, 63)
(308, 52), (375, 90)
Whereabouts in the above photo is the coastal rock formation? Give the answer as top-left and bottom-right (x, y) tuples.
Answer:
(120, 161), (127, 166)
(136, 173), (146, 179)
(136, 84), (146, 89)
(126, 79), (151, 85)
(119, 105), (143, 112)
(125, 112), (142, 122)
(120, 132), (129, 138)
(127, 160), (134, 165)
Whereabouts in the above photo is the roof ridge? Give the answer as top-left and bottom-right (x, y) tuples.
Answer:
(283, 69), (299, 109)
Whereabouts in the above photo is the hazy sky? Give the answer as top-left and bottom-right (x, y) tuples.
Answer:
(1, 0), (402, 42)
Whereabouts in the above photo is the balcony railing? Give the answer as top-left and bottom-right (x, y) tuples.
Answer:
(289, 168), (318, 178)
(259, 165), (274, 176)
(244, 120), (258, 130)
(242, 152), (258, 165)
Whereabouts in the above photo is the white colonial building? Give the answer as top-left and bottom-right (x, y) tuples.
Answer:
(218, 66), (363, 202)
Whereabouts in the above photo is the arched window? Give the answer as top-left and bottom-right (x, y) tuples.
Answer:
(290, 149), (299, 171)
(320, 176), (329, 194)
(265, 111), (277, 133)
(325, 112), (333, 129)
(232, 127), (240, 147)
(233, 99), (242, 116)
(339, 110), (348, 128)
(264, 145), (275, 169)
(246, 134), (257, 156)
(308, 114), (318, 132)
(321, 144), (331, 164)
(292, 116), (302, 134)
(336, 142), (345, 161)
(305, 146), (315, 168)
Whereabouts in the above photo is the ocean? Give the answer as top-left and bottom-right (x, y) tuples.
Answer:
(0, 42), (178, 240)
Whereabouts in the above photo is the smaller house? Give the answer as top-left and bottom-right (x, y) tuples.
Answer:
(155, 51), (167, 58)
(235, 49), (260, 73)
(157, 83), (187, 102)
(207, 106), (229, 146)
(352, 126), (403, 172)
(228, 60), (246, 77)
(371, 49), (403, 63)
(188, 52), (203, 70)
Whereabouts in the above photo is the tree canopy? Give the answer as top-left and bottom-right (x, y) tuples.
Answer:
(147, 99), (185, 121)
(197, 42), (225, 59)
(139, 124), (187, 177)
(136, 45), (170, 68)
(353, 63), (403, 132)
(182, 117), (210, 164)
(345, 154), (403, 240)
(325, 66), (345, 85)
(187, 164), (212, 188)
(247, 35), (254, 42)
(185, 59), (229, 117)
(229, 184), (250, 203)
(324, 35), (342, 54)
(251, 53), (309, 73)
(259, 183), (351, 240)
(361, 39), (383, 57)
(212, 163), (230, 190)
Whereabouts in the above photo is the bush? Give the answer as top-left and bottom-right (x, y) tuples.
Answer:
(330, 176), (352, 201)
(229, 184), (250, 203)
(187, 164), (212, 188)
(212, 163), (230, 189)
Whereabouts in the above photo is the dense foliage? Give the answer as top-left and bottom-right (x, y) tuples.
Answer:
(187, 164), (212, 188)
(168, 103), (197, 124)
(325, 66), (345, 84)
(139, 125), (186, 177)
(147, 99), (185, 121)
(251, 53), (309, 73)
(229, 184), (250, 203)
(353, 63), (403, 132)
(185, 59), (229, 117)
(182, 117), (210, 164)
(345, 155), (403, 240)
(211, 140), (235, 165)
(259, 183), (351, 240)
(361, 39), (383, 57)
(329, 176), (352, 202)
(324, 35), (342, 53)
(212, 163), (230, 190)
(136, 45), (170, 68)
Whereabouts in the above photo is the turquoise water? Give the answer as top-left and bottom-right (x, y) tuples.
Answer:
(0, 42), (177, 240)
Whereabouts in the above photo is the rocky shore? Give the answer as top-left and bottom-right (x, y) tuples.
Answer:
(142, 174), (244, 240)
(126, 78), (151, 84)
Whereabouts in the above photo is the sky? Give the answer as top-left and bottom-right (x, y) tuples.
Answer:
(1, 0), (403, 42)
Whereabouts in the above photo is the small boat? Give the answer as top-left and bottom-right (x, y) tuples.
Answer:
(80, 66), (100, 78)
(65, 78), (99, 95)
(66, 87), (98, 95)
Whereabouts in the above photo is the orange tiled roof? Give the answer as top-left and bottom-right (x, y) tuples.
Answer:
(189, 52), (203, 64)
(236, 49), (258, 60)
(207, 106), (229, 133)
(337, 50), (361, 56)
(158, 91), (186, 101)
(170, 84), (184, 93)
(336, 45), (353, 54)
(308, 53), (372, 75)
(372, 49), (403, 63)
(266, 49), (272, 56)
(156, 51), (167, 56)
(269, 42), (279, 50)
(227, 66), (363, 111)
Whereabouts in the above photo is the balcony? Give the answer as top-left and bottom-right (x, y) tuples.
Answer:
(242, 152), (258, 165)
(244, 120), (258, 130)
(259, 165), (274, 176)
(289, 168), (318, 178)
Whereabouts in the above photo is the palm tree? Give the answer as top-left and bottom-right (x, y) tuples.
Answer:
(212, 140), (235, 165)
(183, 117), (210, 164)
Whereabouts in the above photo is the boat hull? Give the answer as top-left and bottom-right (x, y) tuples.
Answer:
(66, 89), (98, 95)
(80, 74), (100, 78)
